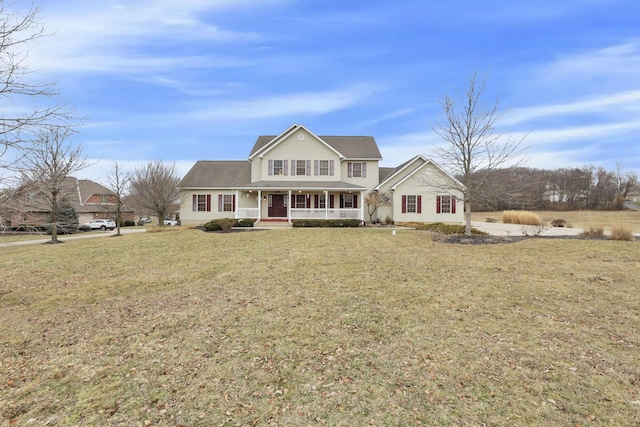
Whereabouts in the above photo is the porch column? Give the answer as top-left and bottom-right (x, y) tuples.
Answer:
(257, 190), (262, 221)
(235, 190), (239, 219)
(324, 190), (328, 220)
(287, 190), (292, 223)
(360, 190), (365, 221)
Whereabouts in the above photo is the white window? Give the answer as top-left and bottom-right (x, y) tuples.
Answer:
(295, 194), (307, 208)
(317, 194), (326, 209)
(296, 160), (306, 176)
(440, 195), (451, 213)
(402, 195), (422, 214)
(436, 195), (456, 214)
(217, 194), (234, 212)
(273, 160), (284, 176)
(406, 195), (417, 213)
(348, 162), (366, 178)
(193, 194), (211, 212)
(319, 160), (329, 176)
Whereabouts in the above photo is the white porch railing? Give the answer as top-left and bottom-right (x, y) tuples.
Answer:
(290, 208), (362, 220)
(237, 208), (260, 218)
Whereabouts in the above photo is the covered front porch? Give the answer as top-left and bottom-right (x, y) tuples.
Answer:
(234, 184), (366, 222)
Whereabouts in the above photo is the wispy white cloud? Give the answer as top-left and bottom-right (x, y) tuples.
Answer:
(512, 121), (640, 145)
(536, 40), (640, 88)
(365, 108), (417, 125)
(25, 0), (280, 74)
(186, 84), (386, 121)
(503, 90), (640, 126)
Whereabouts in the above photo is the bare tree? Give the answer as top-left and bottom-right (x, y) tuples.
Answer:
(105, 161), (131, 236)
(0, 2), (71, 174)
(129, 161), (180, 226)
(615, 163), (638, 209)
(431, 71), (529, 235)
(18, 126), (87, 243)
(364, 190), (390, 223)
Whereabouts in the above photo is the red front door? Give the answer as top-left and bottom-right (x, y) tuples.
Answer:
(268, 194), (287, 218)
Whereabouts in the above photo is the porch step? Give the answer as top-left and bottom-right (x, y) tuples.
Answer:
(254, 220), (291, 228)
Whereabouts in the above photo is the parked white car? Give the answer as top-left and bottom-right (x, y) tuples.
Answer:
(163, 219), (179, 226)
(82, 219), (116, 230)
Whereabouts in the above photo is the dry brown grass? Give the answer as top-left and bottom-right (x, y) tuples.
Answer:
(610, 226), (634, 241)
(1, 229), (639, 426)
(580, 226), (605, 238)
(474, 210), (640, 233)
(502, 210), (543, 226)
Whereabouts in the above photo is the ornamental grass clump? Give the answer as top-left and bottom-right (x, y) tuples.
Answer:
(415, 222), (487, 235)
(502, 210), (543, 226)
(580, 226), (604, 238)
(610, 226), (634, 241)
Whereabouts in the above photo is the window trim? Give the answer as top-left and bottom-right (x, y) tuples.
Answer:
(218, 194), (235, 212)
(348, 162), (367, 178)
(318, 160), (329, 176)
(192, 194), (211, 212)
(406, 195), (417, 213)
(436, 195), (456, 214)
(401, 195), (422, 214)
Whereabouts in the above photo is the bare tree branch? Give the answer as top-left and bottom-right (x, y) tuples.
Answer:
(129, 161), (180, 226)
(105, 161), (131, 236)
(17, 125), (87, 243)
(0, 1), (76, 186)
(431, 71), (530, 235)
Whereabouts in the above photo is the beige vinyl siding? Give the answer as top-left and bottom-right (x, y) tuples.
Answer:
(392, 166), (464, 224)
(179, 190), (241, 225)
(251, 159), (262, 183)
(341, 160), (379, 192)
(259, 129), (341, 181)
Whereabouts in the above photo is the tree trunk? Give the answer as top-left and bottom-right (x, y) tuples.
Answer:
(50, 194), (59, 243)
(464, 198), (472, 236)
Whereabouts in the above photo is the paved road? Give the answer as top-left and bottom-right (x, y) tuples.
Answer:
(0, 228), (147, 248)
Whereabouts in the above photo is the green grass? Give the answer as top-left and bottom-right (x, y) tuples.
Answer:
(1, 229), (639, 426)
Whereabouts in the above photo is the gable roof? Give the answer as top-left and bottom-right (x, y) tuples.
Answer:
(73, 178), (113, 204)
(177, 161), (252, 188)
(249, 124), (382, 160)
(381, 155), (465, 191)
(375, 156), (425, 191)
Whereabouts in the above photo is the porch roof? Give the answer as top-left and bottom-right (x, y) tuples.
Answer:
(242, 181), (367, 191)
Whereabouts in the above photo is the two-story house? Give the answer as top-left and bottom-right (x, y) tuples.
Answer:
(178, 124), (464, 226)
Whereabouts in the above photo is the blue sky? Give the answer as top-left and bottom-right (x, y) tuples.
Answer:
(16, 0), (640, 182)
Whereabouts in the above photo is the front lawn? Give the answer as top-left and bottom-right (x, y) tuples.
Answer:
(1, 228), (638, 425)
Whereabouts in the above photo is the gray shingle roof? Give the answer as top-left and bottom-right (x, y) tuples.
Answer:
(177, 161), (252, 188)
(379, 167), (396, 183)
(250, 135), (382, 159)
(246, 181), (367, 190)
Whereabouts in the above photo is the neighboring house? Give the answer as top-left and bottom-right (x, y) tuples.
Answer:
(178, 124), (464, 226)
(7, 177), (134, 228)
(542, 190), (566, 203)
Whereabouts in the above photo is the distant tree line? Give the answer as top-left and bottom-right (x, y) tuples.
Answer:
(467, 164), (639, 211)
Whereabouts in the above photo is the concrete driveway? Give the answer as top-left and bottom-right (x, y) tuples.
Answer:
(0, 227), (147, 248)
(470, 221), (585, 237)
